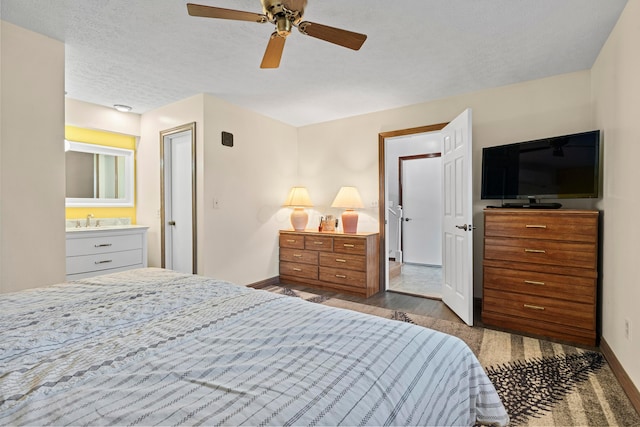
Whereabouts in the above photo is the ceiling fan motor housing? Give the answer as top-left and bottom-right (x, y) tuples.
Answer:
(261, 0), (305, 24)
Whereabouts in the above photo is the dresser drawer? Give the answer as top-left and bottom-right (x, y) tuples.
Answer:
(333, 237), (367, 255)
(280, 261), (318, 280)
(319, 252), (366, 271)
(280, 248), (318, 265)
(484, 212), (597, 243)
(305, 235), (334, 252)
(319, 267), (366, 288)
(66, 249), (143, 275)
(67, 233), (142, 256)
(484, 236), (596, 269)
(484, 288), (595, 330)
(483, 266), (595, 304)
(279, 234), (305, 249)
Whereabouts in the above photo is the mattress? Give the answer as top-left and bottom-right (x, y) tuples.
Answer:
(0, 268), (508, 426)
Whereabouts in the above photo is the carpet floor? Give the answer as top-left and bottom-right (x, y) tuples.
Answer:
(263, 285), (640, 426)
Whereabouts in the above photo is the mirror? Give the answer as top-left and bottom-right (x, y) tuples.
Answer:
(65, 140), (134, 207)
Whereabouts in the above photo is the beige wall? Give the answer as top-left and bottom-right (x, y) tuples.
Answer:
(65, 98), (141, 137)
(591, 0), (640, 391)
(0, 21), (66, 292)
(138, 94), (205, 271)
(138, 94), (298, 285)
(298, 70), (595, 294)
(200, 95), (298, 284)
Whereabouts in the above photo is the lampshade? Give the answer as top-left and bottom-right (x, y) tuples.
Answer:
(282, 187), (313, 208)
(283, 187), (313, 231)
(331, 186), (364, 209)
(331, 186), (364, 233)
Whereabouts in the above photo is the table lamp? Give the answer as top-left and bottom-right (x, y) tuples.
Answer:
(283, 187), (313, 231)
(331, 186), (364, 233)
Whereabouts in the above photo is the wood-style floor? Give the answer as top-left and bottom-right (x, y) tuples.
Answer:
(273, 281), (466, 325)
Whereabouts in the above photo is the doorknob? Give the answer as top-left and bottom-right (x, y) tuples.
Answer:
(168, 221), (176, 226)
(455, 224), (468, 231)
(404, 218), (412, 222)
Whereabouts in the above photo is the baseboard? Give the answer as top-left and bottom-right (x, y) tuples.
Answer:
(247, 276), (279, 289)
(600, 337), (640, 416)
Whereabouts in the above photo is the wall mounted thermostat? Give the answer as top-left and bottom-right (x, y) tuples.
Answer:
(221, 131), (233, 147)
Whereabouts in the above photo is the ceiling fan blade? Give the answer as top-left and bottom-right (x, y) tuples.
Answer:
(298, 21), (367, 50)
(261, 32), (286, 69)
(187, 3), (267, 23)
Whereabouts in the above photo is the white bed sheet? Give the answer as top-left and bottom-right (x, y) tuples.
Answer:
(0, 268), (508, 426)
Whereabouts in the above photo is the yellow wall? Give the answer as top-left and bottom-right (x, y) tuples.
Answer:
(65, 126), (137, 223)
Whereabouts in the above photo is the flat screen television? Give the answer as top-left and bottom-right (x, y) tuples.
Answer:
(481, 130), (600, 208)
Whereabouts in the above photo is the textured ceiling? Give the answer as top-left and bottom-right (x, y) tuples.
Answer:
(1, 0), (629, 127)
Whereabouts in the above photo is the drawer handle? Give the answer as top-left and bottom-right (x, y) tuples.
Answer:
(524, 249), (546, 254)
(313, 241), (324, 245)
(293, 254), (303, 258)
(524, 304), (545, 311)
(343, 244), (355, 248)
(94, 243), (113, 248)
(525, 224), (547, 229)
(335, 259), (347, 263)
(524, 280), (545, 286)
(335, 274), (347, 279)
(286, 239), (296, 243)
(292, 268), (302, 272)
(94, 260), (113, 264)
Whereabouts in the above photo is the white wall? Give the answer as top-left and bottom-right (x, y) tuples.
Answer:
(298, 70), (595, 296)
(0, 21), (66, 293)
(591, 0), (640, 392)
(138, 94), (298, 285)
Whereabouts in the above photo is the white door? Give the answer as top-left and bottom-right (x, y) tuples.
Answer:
(402, 156), (442, 265)
(441, 108), (474, 325)
(161, 124), (196, 274)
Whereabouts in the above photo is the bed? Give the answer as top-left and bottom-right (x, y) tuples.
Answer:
(0, 268), (508, 426)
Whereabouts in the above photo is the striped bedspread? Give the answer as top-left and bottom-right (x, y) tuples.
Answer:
(0, 268), (508, 426)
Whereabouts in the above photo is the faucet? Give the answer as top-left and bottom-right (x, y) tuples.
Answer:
(85, 214), (94, 227)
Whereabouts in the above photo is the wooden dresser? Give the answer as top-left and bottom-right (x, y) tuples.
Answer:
(279, 230), (380, 297)
(481, 209), (599, 346)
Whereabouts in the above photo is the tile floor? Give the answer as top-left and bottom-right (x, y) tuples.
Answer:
(389, 263), (443, 299)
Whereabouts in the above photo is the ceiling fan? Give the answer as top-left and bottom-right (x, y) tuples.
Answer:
(187, 0), (367, 68)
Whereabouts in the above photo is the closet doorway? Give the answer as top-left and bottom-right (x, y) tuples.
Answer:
(160, 122), (197, 274)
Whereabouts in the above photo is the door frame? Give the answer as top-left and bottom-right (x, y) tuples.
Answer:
(378, 123), (448, 288)
(160, 122), (197, 273)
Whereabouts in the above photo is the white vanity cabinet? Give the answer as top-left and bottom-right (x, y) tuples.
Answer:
(66, 226), (149, 280)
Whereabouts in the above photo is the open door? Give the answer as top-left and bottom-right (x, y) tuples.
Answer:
(441, 108), (474, 325)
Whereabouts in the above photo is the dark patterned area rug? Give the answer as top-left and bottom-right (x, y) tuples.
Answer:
(264, 286), (640, 426)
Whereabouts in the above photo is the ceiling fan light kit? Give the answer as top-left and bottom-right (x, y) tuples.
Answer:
(186, 1), (367, 69)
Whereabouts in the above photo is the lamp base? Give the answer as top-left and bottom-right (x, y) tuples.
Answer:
(341, 209), (359, 233)
(290, 207), (309, 231)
